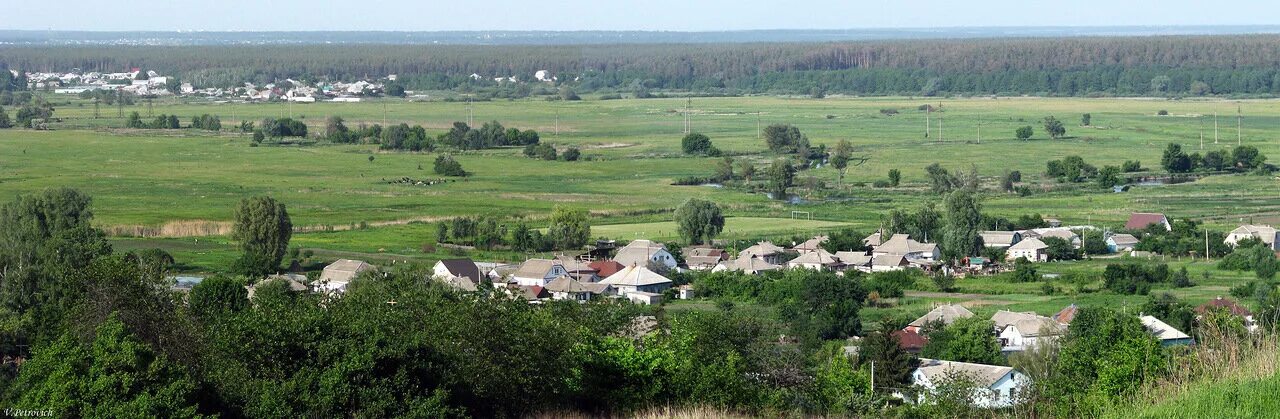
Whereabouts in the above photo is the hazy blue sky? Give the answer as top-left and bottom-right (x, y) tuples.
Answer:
(6, 0), (1278, 31)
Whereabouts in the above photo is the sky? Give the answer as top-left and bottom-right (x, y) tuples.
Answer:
(5, 0), (1279, 32)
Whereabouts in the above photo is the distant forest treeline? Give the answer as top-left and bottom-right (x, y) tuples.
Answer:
(6, 35), (1280, 96)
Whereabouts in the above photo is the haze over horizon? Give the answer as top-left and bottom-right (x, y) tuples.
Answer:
(5, 0), (1278, 32)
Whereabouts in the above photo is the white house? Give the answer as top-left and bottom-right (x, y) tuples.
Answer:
(912, 359), (1029, 409)
(712, 254), (782, 274)
(613, 240), (677, 270)
(512, 259), (569, 287)
(315, 259), (375, 294)
(1006, 238), (1049, 262)
(600, 265), (673, 296)
(432, 258), (484, 290)
(790, 235), (829, 253)
(998, 316), (1066, 351)
(1225, 225), (1279, 250)
(871, 254), (910, 272)
(787, 248), (842, 270)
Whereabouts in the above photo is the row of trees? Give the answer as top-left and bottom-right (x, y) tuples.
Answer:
(17, 35), (1280, 96)
(1162, 143), (1269, 173)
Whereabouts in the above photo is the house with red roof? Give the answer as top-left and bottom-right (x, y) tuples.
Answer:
(1126, 213), (1171, 231)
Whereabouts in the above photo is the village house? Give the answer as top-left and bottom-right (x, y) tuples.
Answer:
(739, 241), (787, 265)
(871, 254), (910, 272)
(912, 359), (1029, 408)
(980, 231), (1022, 248)
(892, 329), (928, 354)
(1141, 315), (1194, 346)
(1106, 233), (1140, 253)
(1126, 213), (1172, 231)
(1196, 296), (1256, 331)
(1006, 238), (1049, 262)
(512, 259), (569, 287)
(997, 315), (1066, 351)
(677, 284), (696, 300)
(683, 245), (729, 270)
(246, 273), (309, 299)
(1224, 225), (1279, 250)
(873, 234), (941, 262)
(432, 258), (485, 291)
(1052, 304), (1079, 324)
(599, 265), (674, 297)
(1033, 228), (1082, 248)
(905, 304), (975, 333)
(555, 255), (600, 282)
(315, 259), (375, 294)
(790, 235), (829, 253)
(863, 232), (885, 248)
(787, 248), (843, 270)
(544, 276), (610, 301)
(588, 260), (625, 278)
(990, 310), (1042, 332)
(836, 251), (874, 273)
(613, 239), (677, 270)
(712, 254), (783, 274)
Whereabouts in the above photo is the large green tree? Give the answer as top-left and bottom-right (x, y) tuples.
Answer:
(232, 196), (292, 277)
(1047, 307), (1166, 415)
(763, 124), (809, 154)
(10, 315), (201, 417)
(766, 159), (795, 200)
(547, 206), (591, 250)
(921, 317), (1003, 365)
(941, 190), (984, 262)
(673, 198), (725, 245)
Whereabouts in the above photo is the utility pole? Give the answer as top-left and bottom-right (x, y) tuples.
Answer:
(757, 111), (762, 142)
(555, 109), (559, 137)
(382, 102), (387, 127)
(1214, 112), (1219, 144)
(1237, 104), (1242, 145)
(116, 91), (123, 118)
(925, 106), (930, 138)
(683, 97), (691, 134)
(1205, 229), (1210, 261)
(93, 98), (100, 119)
(977, 121), (981, 144)
(1199, 115), (1205, 150)
(147, 98), (153, 117)
(939, 116), (943, 142)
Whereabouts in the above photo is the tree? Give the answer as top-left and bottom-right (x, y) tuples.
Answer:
(1048, 307), (1166, 413)
(433, 154), (467, 176)
(763, 124), (809, 154)
(561, 147), (581, 161)
(887, 169), (901, 187)
(126, 111), (144, 128)
(386, 83), (406, 97)
(1161, 143), (1193, 173)
(674, 198), (725, 245)
(1231, 145), (1266, 169)
(941, 190), (984, 262)
(1096, 165), (1121, 189)
(766, 159), (795, 200)
(1015, 125), (1033, 141)
(1042, 237), (1079, 261)
(681, 132), (714, 155)
(925, 163), (959, 194)
(232, 196), (292, 277)
(546, 206), (590, 250)
(921, 317), (1003, 365)
(10, 315), (201, 417)
(829, 139), (861, 188)
(189, 275), (248, 317)
(1189, 80), (1212, 96)
(856, 330), (919, 391)
(558, 86), (580, 101)
(0, 105), (10, 128)
(1081, 113), (1091, 126)
(1043, 116), (1066, 139)
(1150, 75), (1172, 94)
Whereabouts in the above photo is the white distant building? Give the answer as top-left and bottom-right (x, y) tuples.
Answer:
(534, 70), (554, 82)
(512, 259), (568, 287)
(599, 265), (673, 296)
(1225, 225), (1278, 250)
(997, 315), (1066, 351)
(912, 359), (1029, 408)
(315, 259), (375, 294)
(612, 239), (676, 270)
(1006, 238), (1049, 262)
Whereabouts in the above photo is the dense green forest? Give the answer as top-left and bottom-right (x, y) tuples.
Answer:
(6, 35), (1280, 95)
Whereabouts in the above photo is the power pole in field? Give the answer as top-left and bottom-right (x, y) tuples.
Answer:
(1214, 112), (1219, 144)
(683, 97), (691, 134)
(977, 121), (981, 144)
(757, 111), (762, 142)
(93, 98), (100, 119)
(1237, 104), (1242, 145)
(925, 105), (930, 138)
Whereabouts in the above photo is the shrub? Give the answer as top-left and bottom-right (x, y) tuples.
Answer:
(433, 154), (467, 177)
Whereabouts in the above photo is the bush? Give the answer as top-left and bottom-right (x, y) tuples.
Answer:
(561, 147), (581, 161)
(1103, 262), (1169, 295)
(681, 132), (714, 155)
(1121, 160), (1142, 172)
(433, 154), (467, 177)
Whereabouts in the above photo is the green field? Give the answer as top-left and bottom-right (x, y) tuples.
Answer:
(4, 94), (1279, 274)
